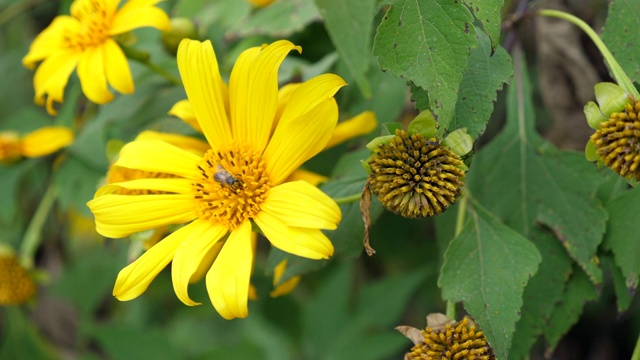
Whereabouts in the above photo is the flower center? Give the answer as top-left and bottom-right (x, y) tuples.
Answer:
(591, 99), (640, 180)
(63, 0), (112, 51)
(192, 143), (271, 229)
(368, 129), (465, 218)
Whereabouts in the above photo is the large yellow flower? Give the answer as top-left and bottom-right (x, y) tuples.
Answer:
(22, 0), (170, 115)
(88, 39), (346, 319)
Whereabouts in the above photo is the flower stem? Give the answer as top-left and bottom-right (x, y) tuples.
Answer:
(19, 183), (57, 269)
(119, 44), (181, 86)
(445, 192), (469, 320)
(537, 9), (639, 98)
(333, 193), (361, 205)
(631, 331), (640, 360)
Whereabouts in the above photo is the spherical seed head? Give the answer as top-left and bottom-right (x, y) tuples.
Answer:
(590, 99), (640, 180)
(0, 254), (36, 305)
(368, 129), (465, 218)
(406, 317), (495, 360)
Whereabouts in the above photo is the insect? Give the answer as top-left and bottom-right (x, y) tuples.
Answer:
(213, 164), (243, 193)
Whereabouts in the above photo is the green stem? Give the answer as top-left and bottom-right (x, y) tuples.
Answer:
(445, 192), (469, 320)
(537, 9), (639, 98)
(19, 183), (57, 269)
(333, 193), (361, 205)
(631, 331), (640, 360)
(119, 44), (181, 86)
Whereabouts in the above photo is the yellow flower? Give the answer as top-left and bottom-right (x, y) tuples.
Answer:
(246, 0), (275, 7)
(22, 0), (171, 115)
(0, 127), (74, 164)
(87, 39), (346, 319)
(0, 245), (36, 306)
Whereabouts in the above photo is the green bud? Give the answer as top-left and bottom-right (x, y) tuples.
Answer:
(408, 110), (437, 139)
(366, 134), (395, 152)
(584, 139), (599, 162)
(443, 128), (473, 157)
(594, 82), (630, 116)
(162, 18), (198, 56)
(583, 101), (608, 130)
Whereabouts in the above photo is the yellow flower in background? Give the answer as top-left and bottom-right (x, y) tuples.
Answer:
(0, 245), (36, 306)
(22, 0), (171, 115)
(246, 0), (275, 7)
(0, 127), (74, 164)
(88, 39), (345, 319)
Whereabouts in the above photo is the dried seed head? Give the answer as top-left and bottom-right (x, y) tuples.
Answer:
(590, 98), (640, 180)
(368, 129), (465, 218)
(399, 316), (495, 360)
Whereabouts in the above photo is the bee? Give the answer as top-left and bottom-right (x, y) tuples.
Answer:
(214, 164), (243, 193)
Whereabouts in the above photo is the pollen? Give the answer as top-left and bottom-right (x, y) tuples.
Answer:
(591, 99), (640, 180)
(407, 317), (495, 360)
(192, 143), (271, 229)
(368, 129), (465, 218)
(63, 0), (112, 51)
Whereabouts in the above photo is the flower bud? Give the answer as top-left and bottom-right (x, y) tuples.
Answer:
(162, 18), (198, 56)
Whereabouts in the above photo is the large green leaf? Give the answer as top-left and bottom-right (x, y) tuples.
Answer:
(507, 229), (573, 360)
(461, 0), (504, 50)
(544, 267), (598, 353)
(602, 0), (640, 82)
(373, 0), (477, 128)
(604, 256), (635, 313)
(467, 51), (606, 284)
(448, 29), (512, 138)
(603, 185), (640, 291)
(315, 0), (376, 97)
(439, 201), (541, 360)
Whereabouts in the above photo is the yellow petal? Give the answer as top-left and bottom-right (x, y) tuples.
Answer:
(134, 130), (209, 155)
(22, 16), (74, 69)
(104, 38), (134, 95)
(206, 220), (253, 319)
(20, 126), (74, 157)
(230, 40), (301, 153)
(265, 97), (339, 185)
(171, 220), (227, 306)
(32, 50), (81, 115)
(88, 194), (197, 238)
(115, 140), (201, 179)
(274, 83), (301, 129)
(168, 100), (201, 132)
(285, 169), (328, 186)
(261, 181), (341, 230)
(254, 211), (334, 259)
(77, 45), (114, 104)
(270, 259), (301, 298)
(177, 39), (232, 149)
(247, 0), (275, 7)
(95, 178), (194, 197)
(324, 111), (377, 150)
(189, 241), (224, 284)
(113, 221), (190, 301)
(109, 0), (171, 34)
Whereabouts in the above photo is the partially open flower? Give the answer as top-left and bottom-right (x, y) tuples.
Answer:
(397, 313), (495, 360)
(585, 82), (640, 180)
(365, 111), (471, 219)
(0, 246), (36, 305)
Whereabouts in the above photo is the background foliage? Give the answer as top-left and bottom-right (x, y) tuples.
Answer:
(1, 0), (640, 359)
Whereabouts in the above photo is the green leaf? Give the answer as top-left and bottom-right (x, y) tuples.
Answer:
(91, 323), (178, 360)
(373, 0), (477, 128)
(467, 51), (606, 284)
(228, 0), (320, 38)
(603, 185), (640, 291)
(54, 154), (105, 216)
(508, 229), (574, 360)
(439, 201), (541, 360)
(315, 0), (376, 97)
(461, 0), (504, 49)
(0, 308), (58, 360)
(449, 30), (512, 139)
(303, 261), (426, 360)
(602, 0), (640, 82)
(604, 256), (635, 313)
(545, 267), (598, 353)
